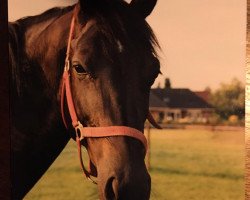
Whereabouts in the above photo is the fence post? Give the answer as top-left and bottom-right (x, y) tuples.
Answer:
(146, 123), (151, 170)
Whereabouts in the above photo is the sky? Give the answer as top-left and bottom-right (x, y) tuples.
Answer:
(8, 0), (246, 90)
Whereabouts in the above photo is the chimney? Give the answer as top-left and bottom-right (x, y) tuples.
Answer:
(165, 78), (171, 89)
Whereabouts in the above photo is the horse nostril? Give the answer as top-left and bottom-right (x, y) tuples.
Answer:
(105, 177), (117, 200)
(103, 172), (150, 200)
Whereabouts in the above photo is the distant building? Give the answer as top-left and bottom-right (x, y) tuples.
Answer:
(149, 79), (214, 123)
(194, 90), (211, 102)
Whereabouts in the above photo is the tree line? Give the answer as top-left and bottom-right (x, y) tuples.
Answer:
(208, 78), (245, 123)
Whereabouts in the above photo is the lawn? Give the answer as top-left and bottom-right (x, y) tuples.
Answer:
(25, 129), (244, 200)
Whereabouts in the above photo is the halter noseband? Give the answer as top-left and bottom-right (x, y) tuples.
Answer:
(60, 9), (161, 183)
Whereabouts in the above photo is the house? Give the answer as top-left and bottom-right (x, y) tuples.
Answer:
(149, 79), (214, 123)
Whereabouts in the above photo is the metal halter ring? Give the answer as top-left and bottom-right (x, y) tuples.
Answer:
(75, 121), (84, 139)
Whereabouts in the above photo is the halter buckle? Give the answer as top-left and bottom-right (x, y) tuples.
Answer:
(75, 121), (84, 140)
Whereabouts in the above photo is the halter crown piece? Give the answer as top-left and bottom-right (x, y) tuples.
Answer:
(60, 8), (162, 184)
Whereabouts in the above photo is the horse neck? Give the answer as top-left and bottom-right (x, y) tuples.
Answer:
(11, 6), (75, 148)
(24, 8), (74, 90)
(10, 7), (75, 127)
(11, 8), (75, 198)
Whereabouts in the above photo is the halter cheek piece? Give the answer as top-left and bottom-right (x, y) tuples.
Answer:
(60, 8), (161, 184)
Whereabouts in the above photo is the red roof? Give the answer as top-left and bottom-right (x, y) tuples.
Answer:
(194, 91), (211, 103)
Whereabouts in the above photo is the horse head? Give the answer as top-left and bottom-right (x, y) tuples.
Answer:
(62, 0), (160, 199)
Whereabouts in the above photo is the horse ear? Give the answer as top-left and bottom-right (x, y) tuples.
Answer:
(78, 0), (96, 14)
(76, 0), (100, 24)
(130, 0), (157, 18)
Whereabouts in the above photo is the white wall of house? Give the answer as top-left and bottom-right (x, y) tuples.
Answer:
(150, 107), (213, 123)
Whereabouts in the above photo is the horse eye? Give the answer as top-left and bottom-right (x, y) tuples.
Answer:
(73, 64), (87, 74)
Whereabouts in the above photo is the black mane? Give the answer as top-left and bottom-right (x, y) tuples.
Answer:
(15, 6), (75, 28)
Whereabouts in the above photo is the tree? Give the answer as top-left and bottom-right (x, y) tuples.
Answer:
(209, 78), (245, 120)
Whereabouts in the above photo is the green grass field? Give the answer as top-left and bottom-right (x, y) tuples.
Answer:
(25, 129), (244, 200)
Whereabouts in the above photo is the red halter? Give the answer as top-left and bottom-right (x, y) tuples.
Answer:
(60, 10), (161, 183)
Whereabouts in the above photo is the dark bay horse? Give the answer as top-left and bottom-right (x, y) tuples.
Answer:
(9, 0), (161, 199)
